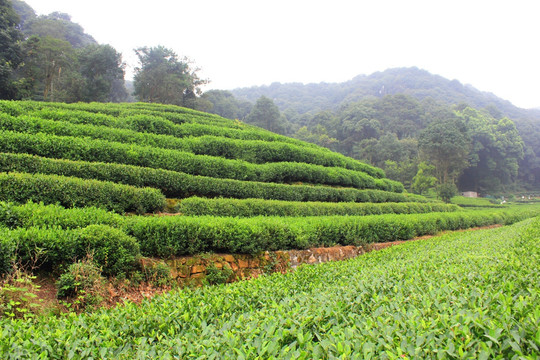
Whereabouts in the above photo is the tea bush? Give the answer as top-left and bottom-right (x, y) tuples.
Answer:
(0, 171), (165, 213)
(0, 131), (395, 190)
(0, 153), (413, 201)
(177, 196), (458, 217)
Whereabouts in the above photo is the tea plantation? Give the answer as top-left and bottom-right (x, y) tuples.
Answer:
(0, 100), (539, 358)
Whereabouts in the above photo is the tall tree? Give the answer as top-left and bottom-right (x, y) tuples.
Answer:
(202, 90), (252, 120)
(17, 35), (79, 102)
(0, 0), (23, 99)
(457, 107), (523, 192)
(374, 94), (424, 139)
(418, 118), (470, 184)
(22, 11), (96, 48)
(412, 161), (437, 194)
(78, 44), (126, 102)
(133, 46), (207, 108)
(11, 0), (36, 31)
(246, 96), (287, 134)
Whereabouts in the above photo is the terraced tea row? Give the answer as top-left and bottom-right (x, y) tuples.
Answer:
(0, 131), (400, 191)
(2, 201), (538, 275)
(0, 153), (417, 203)
(2, 217), (538, 358)
(0, 110), (383, 174)
(176, 196), (458, 217)
(1, 100), (383, 176)
(0, 172), (164, 213)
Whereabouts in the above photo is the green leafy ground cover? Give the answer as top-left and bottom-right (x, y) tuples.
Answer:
(1, 217), (539, 359)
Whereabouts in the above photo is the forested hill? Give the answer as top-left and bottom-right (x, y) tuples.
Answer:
(231, 67), (540, 121)
(214, 68), (540, 193)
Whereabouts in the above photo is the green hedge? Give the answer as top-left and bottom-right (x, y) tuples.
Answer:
(177, 197), (458, 217)
(0, 172), (165, 213)
(0, 131), (399, 191)
(2, 201), (538, 267)
(0, 112), (388, 176)
(0, 153), (415, 202)
(0, 100), (385, 178)
(0, 101), (328, 152)
(0, 225), (140, 276)
(125, 208), (539, 257)
(450, 196), (504, 208)
(0, 201), (123, 230)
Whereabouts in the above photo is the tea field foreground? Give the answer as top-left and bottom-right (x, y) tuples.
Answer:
(1, 217), (539, 359)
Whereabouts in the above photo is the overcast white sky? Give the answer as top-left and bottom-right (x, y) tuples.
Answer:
(23, 0), (540, 109)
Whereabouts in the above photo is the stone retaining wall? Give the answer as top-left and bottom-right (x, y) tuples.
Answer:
(141, 242), (404, 286)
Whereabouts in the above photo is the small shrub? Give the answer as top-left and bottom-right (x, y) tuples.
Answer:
(75, 225), (141, 277)
(205, 263), (233, 285)
(437, 183), (458, 203)
(144, 262), (172, 287)
(0, 234), (15, 276)
(0, 269), (42, 319)
(56, 259), (104, 311)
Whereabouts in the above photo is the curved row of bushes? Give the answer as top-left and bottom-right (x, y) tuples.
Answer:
(0, 172), (165, 213)
(0, 224), (140, 276)
(37, 101), (244, 129)
(0, 201), (123, 230)
(125, 208), (540, 257)
(0, 153), (418, 202)
(0, 101), (325, 152)
(2, 204), (538, 276)
(177, 197), (458, 217)
(1, 101), (237, 130)
(0, 132), (400, 191)
(3, 100), (386, 177)
(0, 112), (385, 175)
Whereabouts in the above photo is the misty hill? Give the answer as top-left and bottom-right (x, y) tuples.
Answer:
(231, 67), (540, 122)
(220, 68), (540, 192)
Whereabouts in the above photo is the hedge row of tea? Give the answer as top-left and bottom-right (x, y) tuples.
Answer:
(451, 195), (504, 208)
(2, 218), (538, 358)
(176, 196), (459, 217)
(0, 172), (165, 213)
(0, 130), (402, 191)
(0, 111), (385, 174)
(0, 153), (415, 203)
(0, 101), (384, 177)
(125, 209), (536, 257)
(0, 225), (139, 276)
(1, 201), (538, 275)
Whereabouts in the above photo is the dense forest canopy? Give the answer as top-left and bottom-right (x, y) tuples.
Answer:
(202, 69), (540, 194)
(1, 0), (539, 194)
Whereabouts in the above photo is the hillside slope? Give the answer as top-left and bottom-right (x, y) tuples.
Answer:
(2, 100), (539, 321)
(0, 100), (411, 200)
(231, 67), (540, 121)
